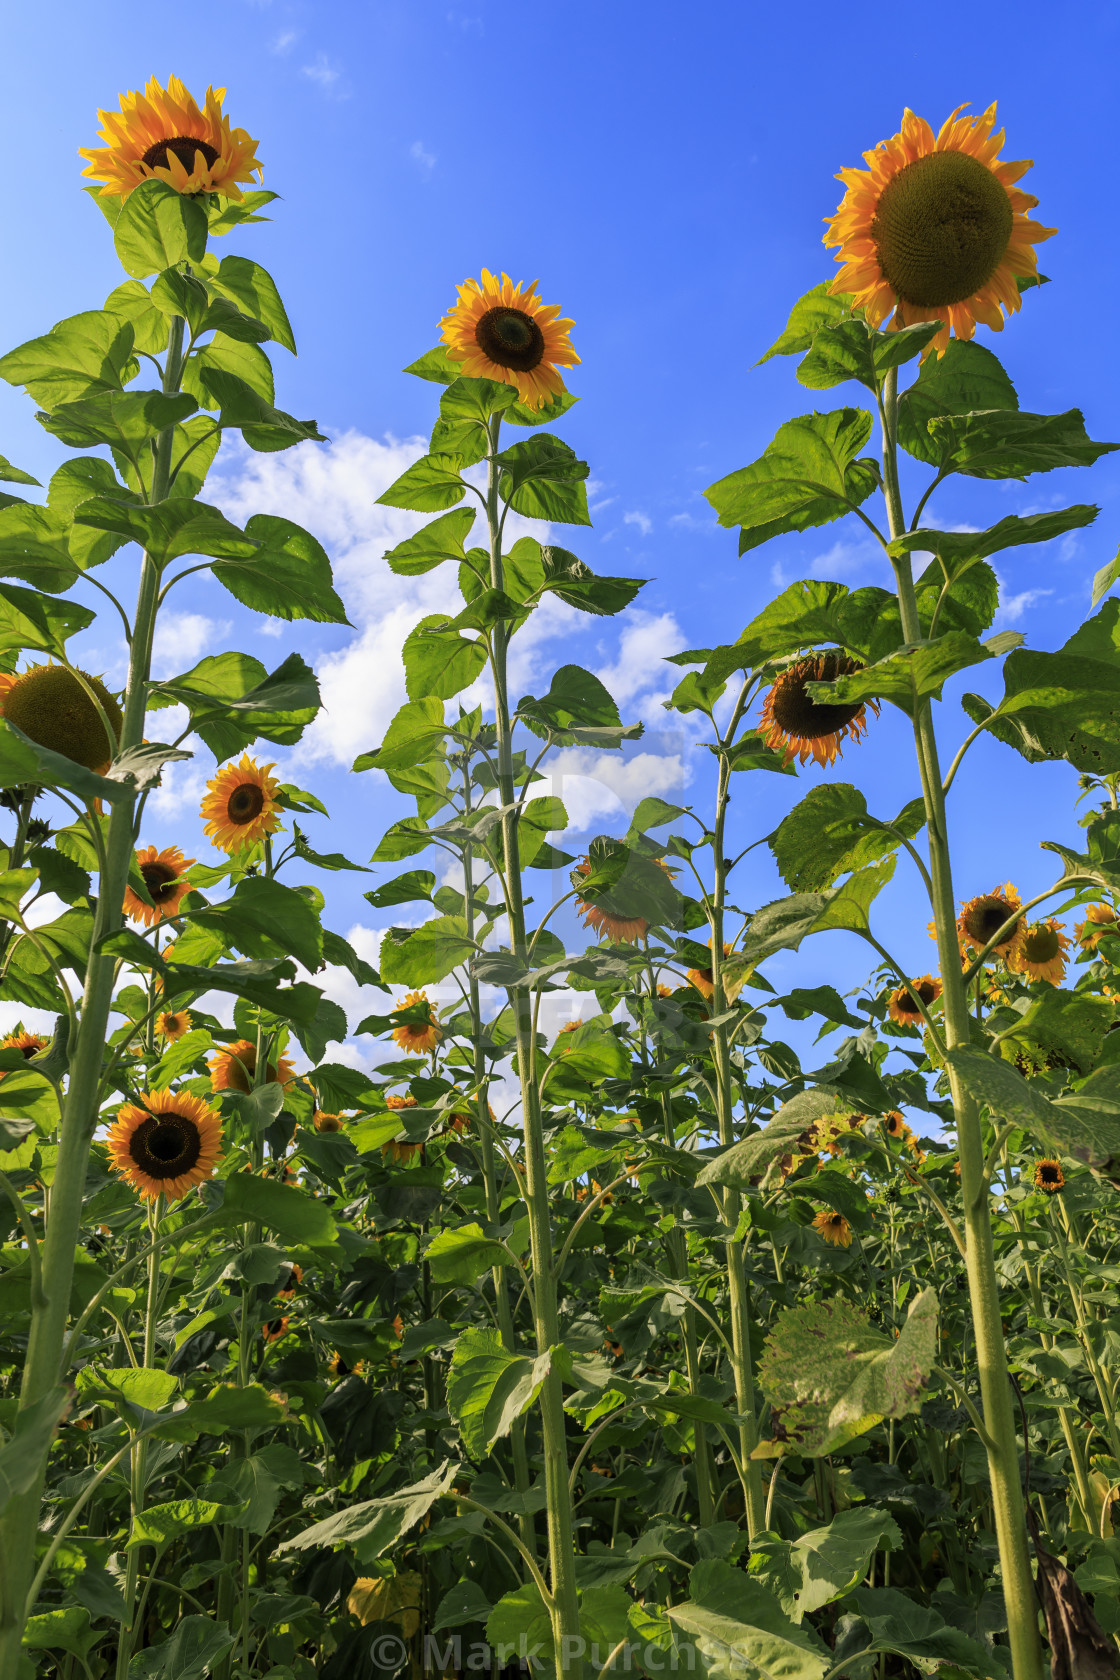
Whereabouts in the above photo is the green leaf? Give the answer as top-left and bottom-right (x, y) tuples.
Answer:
(113, 179), (208, 278)
(797, 319), (941, 391)
(212, 514), (348, 624)
(385, 508), (477, 575)
(152, 650), (320, 759)
(0, 1386), (69, 1517)
(549, 1015), (631, 1086)
(0, 310), (134, 406)
(667, 1565), (830, 1680)
(807, 630), (999, 718)
(427, 1224), (514, 1288)
(965, 626), (1120, 774)
(518, 664), (625, 746)
(889, 506), (1099, 579)
(211, 1173), (337, 1246)
(105, 278), (169, 356)
(190, 877), (324, 971)
(39, 390), (198, 455)
(770, 783), (924, 892)
(852, 1588), (1009, 1680)
(749, 1509), (901, 1621)
(128, 1616), (237, 1680)
(494, 434), (591, 525)
(95, 1367), (178, 1413)
(487, 1584), (554, 1666)
(0, 504), (81, 592)
(277, 1462), (458, 1563)
(403, 345), (462, 384)
(897, 339), (1018, 468)
(128, 1499), (247, 1551)
(733, 578), (890, 670)
(538, 546), (644, 615)
(742, 860), (896, 963)
(199, 369), (325, 452)
(364, 870), (436, 910)
(945, 1048), (1120, 1177)
(377, 453), (466, 512)
(173, 1384), (288, 1438)
(357, 697), (446, 773)
(402, 615), (486, 702)
(929, 408), (1117, 480)
(446, 1328), (552, 1456)
(433, 1581), (494, 1633)
(758, 282), (851, 364)
(0, 583), (95, 659)
(998, 987), (1114, 1079)
(758, 1291), (938, 1455)
(48, 456), (137, 568)
(0, 456), (39, 488)
(22, 1609), (94, 1660)
(206, 255), (296, 353)
(379, 916), (475, 986)
(628, 797), (687, 836)
(696, 1088), (859, 1189)
(184, 335), (274, 409)
(705, 410), (878, 554)
(73, 496), (258, 565)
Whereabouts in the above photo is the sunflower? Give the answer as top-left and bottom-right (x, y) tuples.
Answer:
(328, 1352), (364, 1378)
(381, 1139), (422, 1165)
(656, 983), (674, 998)
(887, 974), (943, 1026)
(261, 1317), (289, 1343)
(1033, 1158), (1066, 1195)
(759, 652), (878, 769)
(79, 75), (263, 201)
(1076, 904), (1119, 949)
(209, 1038), (295, 1094)
(200, 755), (282, 854)
(687, 943), (747, 1003)
(385, 1093), (417, 1110)
(155, 1010), (192, 1043)
(276, 1264), (302, 1298)
(825, 103), (1055, 357)
(440, 269), (579, 410)
(955, 882), (1024, 962)
(124, 845), (195, 927)
(0, 1028), (50, 1065)
(0, 664), (121, 772)
(812, 1210), (853, 1248)
(105, 1090), (222, 1202)
(883, 1110), (912, 1142)
(574, 859), (650, 945)
(1007, 918), (1072, 986)
(392, 991), (443, 1055)
(313, 1110), (346, 1133)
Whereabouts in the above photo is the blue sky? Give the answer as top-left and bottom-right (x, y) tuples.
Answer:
(2, 1), (1119, 1082)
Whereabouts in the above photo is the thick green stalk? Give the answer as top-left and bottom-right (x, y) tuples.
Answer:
(0, 316), (187, 1680)
(880, 370), (1042, 1680)
(114, 1202), (162, 1680)
(483, 417), (582, 1676)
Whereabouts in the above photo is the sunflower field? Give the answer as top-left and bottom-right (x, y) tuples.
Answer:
(2, 71), (1120, 1680)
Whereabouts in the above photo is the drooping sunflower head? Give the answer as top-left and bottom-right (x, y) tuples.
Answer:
(105, 1090), (222, 1203)
(1033, 1158), (1066, 1195)
(1007, 918), (1072, 986)
(124, 845), (195, 927)
(887, 974), (943, 1026)
(956, 882), (1023, 961)
(209, 1038), (295, 1095)
(1076, 904), (1119, 949)
(812, 1209), (853, 1248)
(825, 103), (1055, 356)
(313, 1110), (345, 1133)
(155, 1010), (192, 1043)
(687, 943), (746, 1003)
(0, 664), (121, 773)
(575, 859), (650, 946)
(79, 75), (263, 201)
(392, 991), (443, 1055)
(440, 269), (579, 410)
(200, 754), (282, 854)
(759, 652), (878, 769)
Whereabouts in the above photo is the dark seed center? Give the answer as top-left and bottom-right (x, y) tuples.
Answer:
(872, 148), (1014, 308)
(141, 861), (181, 904)
(227, 784), (265, 825)
(129, 1113), (201, 1179)
(142, 135), (220, 174)
(771, 652), (864, 741)
(474, 306), (546, 373)
(966, 901), (1013, 945)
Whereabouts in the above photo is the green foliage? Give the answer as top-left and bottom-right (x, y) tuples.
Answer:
(705, 410), (879, 554)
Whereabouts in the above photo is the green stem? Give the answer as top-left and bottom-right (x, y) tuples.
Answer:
(114, 1198), (162, 1680)
(879, 365), (1042, 1680)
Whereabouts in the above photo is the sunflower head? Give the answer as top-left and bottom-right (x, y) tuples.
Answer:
(440, 269), (579, 410)
(1007, 918), (1072, 986)
(825, 103), (1055, 356)
(105, 1090), (222, 1202)
(276, 1264), (302, 1298)
(392, 991), (443, 1055)
(1076, 904), (1119, 949)
(261, 1316), (289, 1343)
(956, 883), (1023, 961)
(385, 1093), (418, 1110)
(155, 1010), (192, 1043)
(812, 1210), (853, 1248)
(0, 1027), (50, 1063)
(574, 859), (650, 946)
(124, 845), (195, 927)
(0, 664), (121, 772)
(686, 944), (746, 1003)
(381, 1139), (422, 1165)
(200, 755), (282, 854)
(883, 1110), (912, 1142)
(760, 652), (878, 769)
(887, 974), (943, 1026)
(80, 75), (263, 200)
(313, 1110), (345, 1134)
(209, 1039), (295, 1094)
(328, 1351), (364, 1378)
(1033, 1157), (1066, 1195)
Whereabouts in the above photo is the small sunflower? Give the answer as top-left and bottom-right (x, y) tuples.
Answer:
(200, 754), (282, 854)
(0, 1027), (50, 1067)
(80, 75), (263, 201)
(574, 859), (650, 945)
(883, 1110), (912, 1142)
(1076, 904), (1119, 949)
(1007, 918), (1072, 986)
(759, 652), (878, 769)
(656, 983), (674, 998)
(887, 974), (943, 1026)
(105, 1090), (222, 1202)
(0, 664), (121, 773)
(313, 1110), (346, 1133)
(1033, 1158), (1065, 1195)
(687, 943), (747, 1003)
(328, 1352), (363, 1378)
(385, 1093), (418, 1110)
(812, 1210), (853, 1248)
(392, 991), (443, 1055)
(261, 1316), (289, 1343)
(124, 845), (195, 927)
(381, 1139), (422, 1165)
(276, 1265), (302, 1299)
(209, 1038), (295, 1094)
(956, 883), (1023, 962)
(440, 269), (579, 410)
(155, 1010), (192, 1043)
(825, 103), (1055, 357)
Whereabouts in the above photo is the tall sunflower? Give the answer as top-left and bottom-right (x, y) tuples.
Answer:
(955, 883), (1023, 962)
(687, 943), (747, 1003)
(440, 269), (579, 410)
(201, 755), (282, 854)
(155, 1010), (192, 1043)
(575, 859), (649, 945)
(812, 1210), (853, 1248)
(825, 103), (1055, 356)
(209, 1038), (295, 1094)
(105, 1090), (222, 1202)
(0, 664), (121, 772)
(887, 975), (942, 1026)
(759, 652), (878, 769)
(124, 845), (195, 927)
(80, 75), (263, 201)
(392, 991), (443, 1055)
(1007, 918), (1071, 985)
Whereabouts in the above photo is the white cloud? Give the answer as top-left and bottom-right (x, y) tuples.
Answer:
(540, 745), (692, 832)
(301, 54), (346, 94)
(994, 570), (1053, 625)
(271, 29), (298, 53)
(623, 510), (652, 538)
(146, 756), (209, 822)
(593, 610), (682, 708)
(409, 140), (437, 173)
(151, 611), (230, 678)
